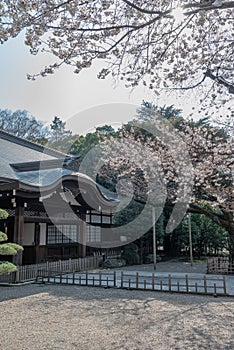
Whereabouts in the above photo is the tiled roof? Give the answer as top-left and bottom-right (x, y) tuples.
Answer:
(0, 130), (68, 181)
(0, 130), (117, 204)
(0, 129), (66, 158)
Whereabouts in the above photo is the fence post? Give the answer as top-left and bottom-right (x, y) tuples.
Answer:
(136, 272), (139, 289)
(121, 272), (123, 288)
(168, 274), (172, 292)
(185, 275), (189, 293)
(204, 275), (207, 294)
(99, 271), (102, 287)
(15, 268), (20, 283)
(223, 276), (227, 295)
(214, 283), (217, 295)
(152, 273), (154, 291)
(73, 271), (75, 284)
(114, 271), (116, 288)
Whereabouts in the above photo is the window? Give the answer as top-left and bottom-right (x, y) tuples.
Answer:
(86, 225), (101, 242)
(91, 215), (101, 224)
(102, 216), (111, 224)
(47, 224), (77, 244)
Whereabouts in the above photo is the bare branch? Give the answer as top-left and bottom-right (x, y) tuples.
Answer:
(205, 68), (234, 94)
(121, 0), (163, 15)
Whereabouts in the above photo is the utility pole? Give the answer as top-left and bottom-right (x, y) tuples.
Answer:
(188, 213), (193, 266)
(152, 206), (157, 271)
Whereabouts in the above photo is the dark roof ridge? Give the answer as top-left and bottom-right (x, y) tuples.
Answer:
(11, 156), (80, 172)
(0, 129), (68, 158)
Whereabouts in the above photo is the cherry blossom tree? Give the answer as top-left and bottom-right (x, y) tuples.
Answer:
(95, 115), (233, 258)
(0, 1), (233, 110)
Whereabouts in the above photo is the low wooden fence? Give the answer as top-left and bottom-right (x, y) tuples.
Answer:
(39, 271), (228, 296)
(207, 257), (234, 275)
(0, 255), (102, 284)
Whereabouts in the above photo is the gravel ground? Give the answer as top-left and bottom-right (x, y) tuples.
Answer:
(0, 280), (234, 350)
(0, 260), (233, 350)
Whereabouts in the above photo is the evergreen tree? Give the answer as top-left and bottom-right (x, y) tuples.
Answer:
(48, 116), (72, 151)
(0, 209), (23, 274)
(49, 116), (72, 143)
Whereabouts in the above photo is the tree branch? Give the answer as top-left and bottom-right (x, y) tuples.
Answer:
(121, 0), (234, 16)
(183, 1), (234, 14)
(189, 203), (231, 231)
(189, 203), (220, 215)
(121, 0), (163, 15)
(205, 68), (234, 94)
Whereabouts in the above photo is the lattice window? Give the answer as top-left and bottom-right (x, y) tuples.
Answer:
(86, 225), (101, 242)
(5, 209), (15, 216)
(47, 224), (78, 244)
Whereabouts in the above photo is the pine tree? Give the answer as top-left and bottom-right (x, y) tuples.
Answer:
(0, 209), (23, 275)
(49, 116), (72, 143)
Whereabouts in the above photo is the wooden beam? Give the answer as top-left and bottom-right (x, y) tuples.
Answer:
(13, 204), (24, 265)
(79, 210), (86, 257)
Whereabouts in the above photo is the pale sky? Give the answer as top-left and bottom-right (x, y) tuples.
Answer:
(0, 32), (195, 135)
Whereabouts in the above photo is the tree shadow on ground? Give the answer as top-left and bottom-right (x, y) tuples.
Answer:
(1, 283), (233, 350)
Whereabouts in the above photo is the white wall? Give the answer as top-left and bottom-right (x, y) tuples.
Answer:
(39, 223), (47, 246)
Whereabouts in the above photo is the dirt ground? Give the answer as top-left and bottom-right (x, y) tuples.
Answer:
(0, 260), (234, 350)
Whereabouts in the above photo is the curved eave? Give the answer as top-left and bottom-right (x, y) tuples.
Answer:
(0, 174), (117, 210)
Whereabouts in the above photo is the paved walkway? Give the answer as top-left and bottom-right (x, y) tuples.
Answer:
(109, 260), (234, 296)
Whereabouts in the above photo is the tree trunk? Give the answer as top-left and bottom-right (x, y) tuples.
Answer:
(189, 204), (234, 259)
(222, 212), (234, 262)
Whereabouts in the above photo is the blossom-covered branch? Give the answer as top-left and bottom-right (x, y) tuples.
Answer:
(0, 1), (233, 108)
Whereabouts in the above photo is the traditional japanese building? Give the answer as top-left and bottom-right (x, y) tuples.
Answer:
(0, 130), (118, 265)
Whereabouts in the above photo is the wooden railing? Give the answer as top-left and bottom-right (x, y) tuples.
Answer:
(0, 249), (122, 284)
(207, 257), (234, 275)
(40, 271), (228, 296)
(0, 255), (102, 284)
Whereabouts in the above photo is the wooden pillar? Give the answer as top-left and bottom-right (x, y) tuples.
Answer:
(13, 204), (24, 266)
(79, 210), (86, 257)
(35, 223), (40, 264)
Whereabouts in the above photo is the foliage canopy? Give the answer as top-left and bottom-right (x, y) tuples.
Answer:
(0, 1), (233, 112)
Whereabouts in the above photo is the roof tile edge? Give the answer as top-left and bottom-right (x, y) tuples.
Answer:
(0, 129), (69, 158)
